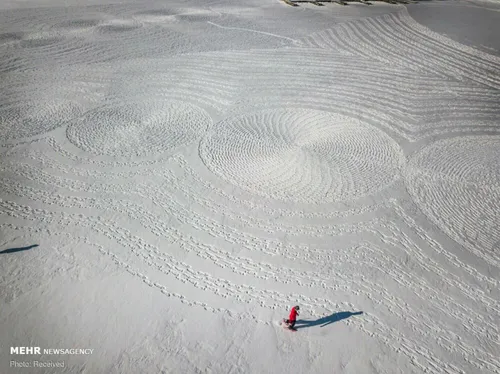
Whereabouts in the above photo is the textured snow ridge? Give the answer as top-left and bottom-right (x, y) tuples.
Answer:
(1, 1), (499, 374)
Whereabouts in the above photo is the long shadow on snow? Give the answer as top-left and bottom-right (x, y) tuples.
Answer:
(0, 244), (38, 254)
(295, 311), (363, 329)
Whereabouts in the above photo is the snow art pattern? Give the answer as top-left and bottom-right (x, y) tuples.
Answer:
(1, 3), (499, 374)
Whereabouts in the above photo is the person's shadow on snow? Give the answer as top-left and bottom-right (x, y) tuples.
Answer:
(0, 244), (38, 254)
(295, 311), (363, 329)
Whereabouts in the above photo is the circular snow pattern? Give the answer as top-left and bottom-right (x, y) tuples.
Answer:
(53, 19), (101, 31)
(405, 137), (500, 266)
(0, 100), (82, 141)
(95, 20), (142, 35)
(58, 19), (100, 28)
(19, 32), (65, 48)
(67, 100), (211, 157)
(133, 9), (177, 23)
(200, 109), (403, 203)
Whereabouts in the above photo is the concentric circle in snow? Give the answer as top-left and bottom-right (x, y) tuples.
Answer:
(0, 100), (82, 141)
(52, 19), (101, 32)
(133, 9), (177, 23)
(95, 20), (142, 35)
(405, 137), (500, 266)
(19, 32), (65, 48)
(200, 109), (403, 203)
(66, 100), (211, 157)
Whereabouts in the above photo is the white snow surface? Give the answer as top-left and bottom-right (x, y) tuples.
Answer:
(1, 0), (499, 373)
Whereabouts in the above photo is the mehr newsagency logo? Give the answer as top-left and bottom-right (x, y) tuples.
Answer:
(11, 347), (94, 355)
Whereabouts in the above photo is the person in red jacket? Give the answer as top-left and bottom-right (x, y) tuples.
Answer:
(285, 305), (300, 329)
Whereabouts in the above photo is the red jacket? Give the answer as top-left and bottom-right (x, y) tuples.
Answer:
(289, 307), (299, 321)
